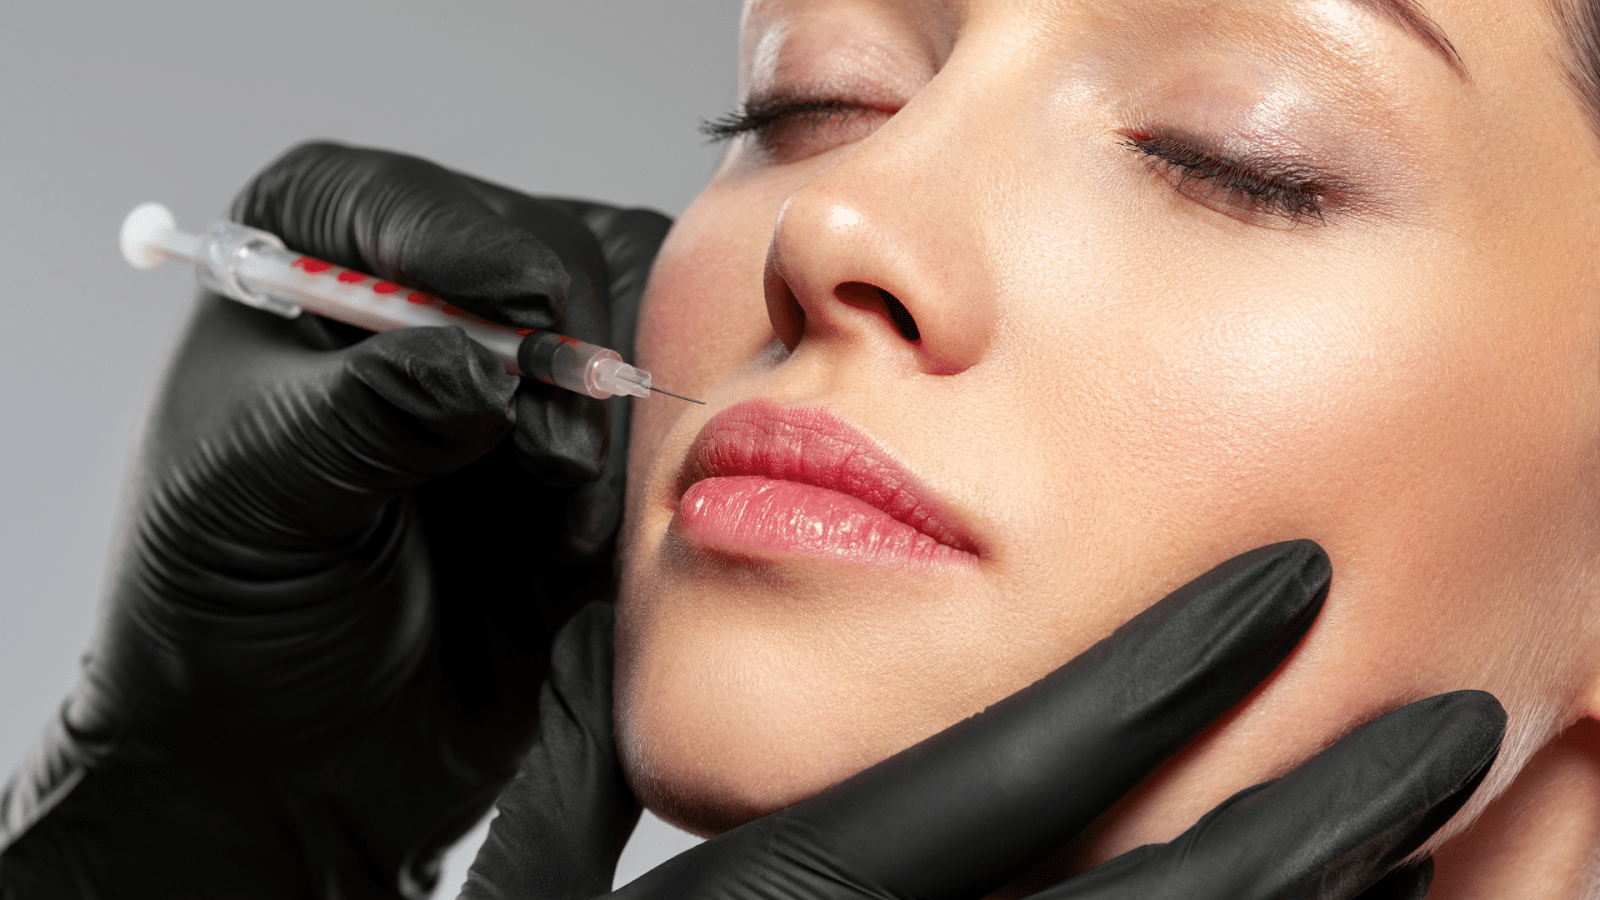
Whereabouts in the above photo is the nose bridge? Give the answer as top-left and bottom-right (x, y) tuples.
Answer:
(766, 67), (1006, 377)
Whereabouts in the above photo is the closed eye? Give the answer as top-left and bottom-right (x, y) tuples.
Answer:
(1122, 132), (1343, 227)
(702, 96), (894, 162)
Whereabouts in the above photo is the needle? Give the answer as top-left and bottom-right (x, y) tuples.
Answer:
(650, 386), (706, 404)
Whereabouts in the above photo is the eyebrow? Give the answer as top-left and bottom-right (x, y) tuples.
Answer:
(1344, 0), (1468, 78)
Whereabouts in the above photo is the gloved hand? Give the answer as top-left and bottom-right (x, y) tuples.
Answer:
(0, 141), (670, 898)
(466, 541), (1504, 900)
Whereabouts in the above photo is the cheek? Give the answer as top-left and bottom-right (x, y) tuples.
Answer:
(625, 178), (782, 535)
(999, 204), (1600, 859)
(997, 164), (1600, 602)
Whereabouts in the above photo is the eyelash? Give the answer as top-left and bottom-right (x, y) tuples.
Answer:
(1120, 133), (1330, 224)
(700, 98), (867, 143)
(697, 99), (889, 159)
(702, 102), (1334, 225)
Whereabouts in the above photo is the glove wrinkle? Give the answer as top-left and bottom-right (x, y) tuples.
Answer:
(461, 604), (640, 900)
(71, 499), (435, 750)
(232, 141), (381, 272)
(234, 141), (571, 330)
(0, 711), (88, 850)
(515, 382), (608, 487)
(59, 324), (522, 754)
(155, 326), (515, 556)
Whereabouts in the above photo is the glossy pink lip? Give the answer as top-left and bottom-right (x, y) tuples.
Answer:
(673, 399), (979, 567)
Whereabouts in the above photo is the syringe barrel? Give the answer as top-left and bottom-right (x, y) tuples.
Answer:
(518, 331), (622, 399)
(130, 206), (656, 397)
(220, 234), (524, 371)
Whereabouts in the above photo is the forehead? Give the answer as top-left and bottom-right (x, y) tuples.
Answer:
(739, 0), (1538, 61)
(735, 0), (1582, 132)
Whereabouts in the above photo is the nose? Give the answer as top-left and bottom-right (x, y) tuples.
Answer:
(763, 115), (998, 377)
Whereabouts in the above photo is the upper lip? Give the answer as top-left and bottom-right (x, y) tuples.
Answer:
(677, 398), (979, 555)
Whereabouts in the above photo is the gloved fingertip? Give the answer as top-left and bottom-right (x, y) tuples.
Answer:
(402, 210), (571, 331)
(342, 327), (518, 472)
(554, 478), (625, 564)
(512, 382), (608, 488)
(1422, 691), (1507, 787)
(1377, 692), (1504, 868)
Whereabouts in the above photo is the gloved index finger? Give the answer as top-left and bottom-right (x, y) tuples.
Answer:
(715, 541), (1332, 900)
(1045, 691), (1503, 900)
(231, 141), (571, 331)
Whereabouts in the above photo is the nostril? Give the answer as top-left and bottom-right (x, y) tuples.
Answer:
(833, 282), (923, 344)
(765, 257), (808, 351)
(879, 289), (921, 342)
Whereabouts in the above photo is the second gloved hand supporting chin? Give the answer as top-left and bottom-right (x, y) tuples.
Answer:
(465, 541), (1504, 900)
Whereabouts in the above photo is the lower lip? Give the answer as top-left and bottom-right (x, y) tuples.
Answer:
(676, 476), (973, 567)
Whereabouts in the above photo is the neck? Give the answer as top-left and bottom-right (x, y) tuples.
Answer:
(1431, 717), (1600, 899)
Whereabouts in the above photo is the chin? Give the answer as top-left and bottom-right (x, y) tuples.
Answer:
(614, 642), (878, 837)
(612, 564), (979, 838)
(619, 729), (816, 837)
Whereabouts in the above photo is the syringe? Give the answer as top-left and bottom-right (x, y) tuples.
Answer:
(120, 202), (701, 403)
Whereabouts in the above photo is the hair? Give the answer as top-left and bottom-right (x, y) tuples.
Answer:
(1552, 0), (1600, 141)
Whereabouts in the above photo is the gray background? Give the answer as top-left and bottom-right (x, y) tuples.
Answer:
(0, 1), (738, 890)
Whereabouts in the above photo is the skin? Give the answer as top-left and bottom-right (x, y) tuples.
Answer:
(614, 0), (1600, 893)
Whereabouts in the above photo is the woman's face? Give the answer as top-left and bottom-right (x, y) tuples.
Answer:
(615, 0), (1600, 858)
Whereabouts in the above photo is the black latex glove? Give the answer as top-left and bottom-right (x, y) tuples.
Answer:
(467, 542), (1504, 900)
(0, 142), (669, 898)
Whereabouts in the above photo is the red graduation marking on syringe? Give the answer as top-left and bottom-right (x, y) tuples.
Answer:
(286, 257), (521, 337)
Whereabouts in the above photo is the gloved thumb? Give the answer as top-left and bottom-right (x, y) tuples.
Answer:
(460, 603), (641, 899)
